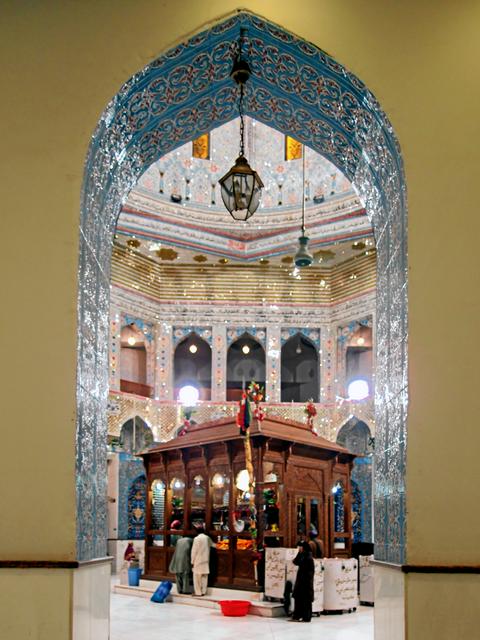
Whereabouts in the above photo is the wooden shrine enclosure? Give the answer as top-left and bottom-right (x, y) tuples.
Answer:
(141, 416), (356, 589)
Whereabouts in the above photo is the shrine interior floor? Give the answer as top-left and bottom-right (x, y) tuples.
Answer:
(110, 592), (374, 640)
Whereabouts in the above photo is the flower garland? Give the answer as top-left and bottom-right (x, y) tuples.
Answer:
(178, 406), (196, 437)
(304, 399), (318, 436)
(246, 381), (266, 424)
(235, 381), (266, 568)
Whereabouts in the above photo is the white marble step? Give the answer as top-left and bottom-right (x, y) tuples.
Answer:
(113, 581), (285, 617)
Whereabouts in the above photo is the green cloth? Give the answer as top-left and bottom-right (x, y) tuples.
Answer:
(169, 536), (193, 573)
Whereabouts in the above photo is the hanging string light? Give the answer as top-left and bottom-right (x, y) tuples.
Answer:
(294, 146), (313, 267)
(219, 28), (264, 221)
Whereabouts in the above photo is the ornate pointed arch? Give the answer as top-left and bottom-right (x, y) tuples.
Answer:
(78, 11), (407, 564)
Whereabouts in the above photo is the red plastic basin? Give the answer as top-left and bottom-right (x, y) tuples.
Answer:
(218, 600), (251, 617)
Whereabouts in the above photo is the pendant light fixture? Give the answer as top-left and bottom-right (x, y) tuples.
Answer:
(219, 29), (264, 221)
(294, 146), (313, 267)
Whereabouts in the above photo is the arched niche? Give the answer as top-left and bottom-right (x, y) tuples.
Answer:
(336, 418), (372, 455)
(281, 333), (319, 402)
(351, 479), (362, 544)
(333, 480), (346, 535)
(337, 418), (374, 546)
(120, 323), (151, 397)
(127, 474), (146, 540)
(226, 333), (265, 401)
(78, 12), (407, 566)
(346, 326), (373, 392)
(173, 332), (212, 401)
(119, 416), (153, 454)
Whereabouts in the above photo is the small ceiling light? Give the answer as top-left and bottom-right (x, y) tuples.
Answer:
(127, 336), (137, 346)
(296, 343), (302, 355)
(347, 379), (370, 401)
(294, 147), (313, 267)
(189, 344), (198, 354)
(213, 473), (225, 488)
(356, 337), (365, 346)
(178, 385), (199, 406)
(242, 344), (250, 355)
(219, 28), (263, 221)
(236, 469), (250, 492)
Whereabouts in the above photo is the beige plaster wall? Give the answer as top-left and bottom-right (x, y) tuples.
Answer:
(0, 570), (72, 638)
(1, 1), (480, 637)
(406, 573), (480, 639)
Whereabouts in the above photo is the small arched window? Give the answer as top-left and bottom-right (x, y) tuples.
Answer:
(119, 416), (153, 454)
(120, 323), (151, 397)
(174, 332), (212, 400)
(151, 479), (166, 530)
(226, 333), (265, 401)
(336, 418), (372, 455)
(345, 326), (373, 394)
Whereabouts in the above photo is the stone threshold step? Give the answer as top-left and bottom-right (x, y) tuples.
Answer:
(113, 583), (286, 617)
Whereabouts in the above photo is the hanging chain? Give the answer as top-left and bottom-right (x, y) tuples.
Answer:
(239, 82), (245, 157)
(301, 145), (306, 234)
(238, 28), (246, 158)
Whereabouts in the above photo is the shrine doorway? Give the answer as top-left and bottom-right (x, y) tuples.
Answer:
(78, 10), (407, 578)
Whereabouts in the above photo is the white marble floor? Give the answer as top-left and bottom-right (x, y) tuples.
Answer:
(110, 592), (374, 640)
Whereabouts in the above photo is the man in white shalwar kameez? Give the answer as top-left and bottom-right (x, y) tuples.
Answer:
(191, 526), (214, 596)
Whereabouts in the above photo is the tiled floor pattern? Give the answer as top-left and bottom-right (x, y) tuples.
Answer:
(111, 592), (374, 640)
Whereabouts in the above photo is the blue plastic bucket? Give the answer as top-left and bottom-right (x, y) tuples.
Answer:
(128, 567), (142, 586)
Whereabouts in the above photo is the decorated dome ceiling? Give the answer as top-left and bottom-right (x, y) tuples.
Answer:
(116, 117), (374, 263)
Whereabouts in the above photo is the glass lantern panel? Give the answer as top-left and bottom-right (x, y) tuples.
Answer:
(211, 473), (230, 531)
(234, 469), (253, 533)
(296, 496), (306, 537)
(263, 485), (280, 531)
(310, 498), (319, 534)
(333, 481), (345, 533)
(151, 479), (166, 530)
(249, 185), (261, 214)
(190, 474), (206, 527)
(170, 477), (185, 528)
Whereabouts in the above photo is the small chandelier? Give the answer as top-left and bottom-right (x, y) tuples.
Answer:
(219, 30), (263, 221)
(294, 147), (313, 267)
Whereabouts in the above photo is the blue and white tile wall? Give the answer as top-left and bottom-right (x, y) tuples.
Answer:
(117, 453), (146, 540)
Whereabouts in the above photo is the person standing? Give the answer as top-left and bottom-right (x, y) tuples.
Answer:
(308, 529), (324, 558)
(168, 535), (193, 594)
(290, 541), (315, 622)
(191, 525), (214, 596)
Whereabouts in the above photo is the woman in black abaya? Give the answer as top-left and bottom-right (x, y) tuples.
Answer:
(290, 541), (315, 622)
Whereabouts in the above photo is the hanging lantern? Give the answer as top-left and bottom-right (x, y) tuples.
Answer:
(294, 234), (313, 267)
(294, 147), (313, 267)
(219, 155), (263, 221)
(219, 30), (263, 221)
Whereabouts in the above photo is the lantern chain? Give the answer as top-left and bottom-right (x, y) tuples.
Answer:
(239, 82), (245, 157)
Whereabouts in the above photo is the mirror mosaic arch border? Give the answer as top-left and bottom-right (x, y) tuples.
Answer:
(78, 11), (407, 563)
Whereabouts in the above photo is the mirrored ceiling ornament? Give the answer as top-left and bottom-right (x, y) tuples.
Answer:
(126, 238), (141, 249)
(155, 248), (178, 260)
(219, 28), (263, 222)
(314, 249), (336, 262)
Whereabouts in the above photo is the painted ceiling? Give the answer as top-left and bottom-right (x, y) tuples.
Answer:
(116, 117), (373, 262)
